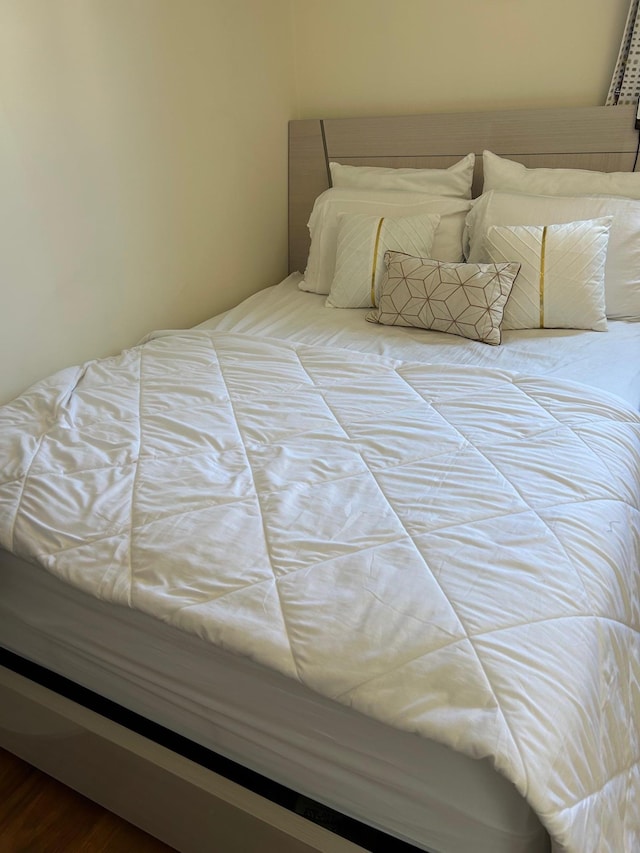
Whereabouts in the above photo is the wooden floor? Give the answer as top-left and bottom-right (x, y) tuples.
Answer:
(0, 746), (176, 852)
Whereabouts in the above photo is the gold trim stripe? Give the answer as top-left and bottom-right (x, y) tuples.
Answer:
(539, 225), (547, 328)
(370, 217), (385, 308)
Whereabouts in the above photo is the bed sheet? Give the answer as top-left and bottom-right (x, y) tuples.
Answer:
(199, 273), (640, 410)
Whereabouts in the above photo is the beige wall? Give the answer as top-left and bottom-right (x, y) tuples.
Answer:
(0, 0), (294, 404)
(291, 0), (630, 118)
(0, 0), (631, 403)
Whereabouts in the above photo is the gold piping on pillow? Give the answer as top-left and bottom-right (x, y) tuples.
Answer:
(370, 218), (385, 307)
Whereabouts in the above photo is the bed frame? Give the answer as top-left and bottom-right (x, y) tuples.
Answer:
(1, 103), (639, 853)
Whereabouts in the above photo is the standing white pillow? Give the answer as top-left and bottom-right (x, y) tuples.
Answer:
(301, 189), (472, 295)
(484, 218), (611, 331)
(326, 212), (441, 309)
(465, 190), (640, 320)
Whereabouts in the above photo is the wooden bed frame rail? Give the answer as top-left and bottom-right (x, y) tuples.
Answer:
(0, 664), (366, 853)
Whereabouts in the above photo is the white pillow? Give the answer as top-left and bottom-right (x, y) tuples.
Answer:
(326, 212), (441, 309)
(330, 153), (475, 198)
(302, 188), (472, 295)
(483, 150), (640, 200)
(466, 190), (640, 320)
(484, 219), (610, 331)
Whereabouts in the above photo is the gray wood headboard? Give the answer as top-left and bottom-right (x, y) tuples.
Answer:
(288, 104), (639, 274)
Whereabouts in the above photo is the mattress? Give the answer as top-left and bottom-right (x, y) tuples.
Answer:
(0, 551), (547, 853)
(2, 275), (639, 853)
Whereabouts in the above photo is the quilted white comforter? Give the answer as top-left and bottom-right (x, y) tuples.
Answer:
(1, 330), (639, 852)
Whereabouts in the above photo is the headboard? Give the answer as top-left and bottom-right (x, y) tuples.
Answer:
(288, 104), (640, 274)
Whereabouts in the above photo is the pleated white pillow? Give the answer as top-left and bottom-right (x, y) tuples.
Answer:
(484, 218), (611, 331)
(326, 212), (440, 309)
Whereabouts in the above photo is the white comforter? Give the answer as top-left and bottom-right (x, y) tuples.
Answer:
(1, 330), (639, 852)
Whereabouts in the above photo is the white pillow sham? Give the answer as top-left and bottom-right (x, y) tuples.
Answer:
(326, 212), (441, 309)
(465, 190), (640, 320)
(482, 150), (640, 200)
(330, 153), (475, 198)
(484, 219), (610, 331)
(302, 188), (472, 295)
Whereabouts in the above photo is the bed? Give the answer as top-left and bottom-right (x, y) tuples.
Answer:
(1, 104), (640, 853)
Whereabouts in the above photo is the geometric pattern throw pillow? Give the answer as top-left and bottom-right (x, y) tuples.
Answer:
(366, 251), (520, 345)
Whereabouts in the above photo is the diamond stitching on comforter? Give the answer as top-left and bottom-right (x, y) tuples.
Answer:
(213, 336), (302, 681)
(1, 329), (639, 853)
